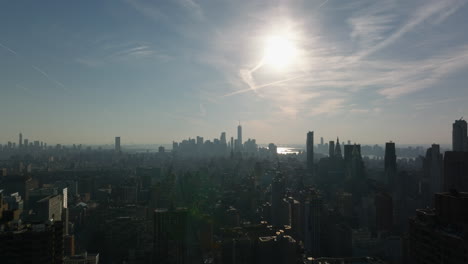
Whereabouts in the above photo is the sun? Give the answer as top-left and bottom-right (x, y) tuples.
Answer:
(263, 35), (298, 70)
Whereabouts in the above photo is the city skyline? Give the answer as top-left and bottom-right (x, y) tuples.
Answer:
(1, 1), (468, 145)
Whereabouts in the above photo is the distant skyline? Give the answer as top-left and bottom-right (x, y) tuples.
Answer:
(1, 0), (468, 145)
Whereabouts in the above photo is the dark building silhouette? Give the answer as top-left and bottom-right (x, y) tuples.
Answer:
(153, 208), (188, 264)
(271, 174), (286, 227)
(452, 119), (468, 151)
(423, 144), (443, 196)
(257, 230), (298, 264)
(0, 221), (64, 264)
(334, 138), (342, 158)
(374, 192), (393, 232)
(329, 141), (335, 158)
(408, 192), (468, 263)
(307, 131), (314, 171)
(385, 142), (397, 188)
(443, 151), (468, 192)
(115, 136), (121, 152)
(237, 124), (243, 151)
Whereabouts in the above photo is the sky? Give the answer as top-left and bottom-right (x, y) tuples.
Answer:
(1, 0), (468, 146)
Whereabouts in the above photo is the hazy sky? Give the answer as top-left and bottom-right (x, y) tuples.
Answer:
(1, 0), (468, 145)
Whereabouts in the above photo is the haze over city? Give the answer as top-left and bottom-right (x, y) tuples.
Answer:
(2, 0), (468, 145)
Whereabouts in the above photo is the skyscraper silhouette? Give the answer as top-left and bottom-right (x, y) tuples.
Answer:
(329, 141), (335, 158)
(237, 124), (243, 151)
(335, 138), (342, 158)
(307, 131), (314, 171)
(19, 132), (22, 148)
(385, 142), (397, 188)
(115, 137), (121, 152)
(452, 119), (468, 151)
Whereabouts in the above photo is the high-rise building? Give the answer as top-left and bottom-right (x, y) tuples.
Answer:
(220, 132), (227, 145)
(443, 151), (468, 192)
(408, 192), (468, 263)
(115, 136), (121, 152)
(423, 144), (443, 195)
(19, 133), (22, 148)
(304, 191), (323, 257)
(271, 174), (286, 227)
(335, 138), (342, 158)
(154, 207), (188, 264)
(0, 221), (64, 264)
(452, 119), (468, 151)
(329, 141), (335, 158)
(237, 124), (243, 151)
(307, 131), (314, 171)
(385, 142), (397, 188)
(374, 192), (393, 232)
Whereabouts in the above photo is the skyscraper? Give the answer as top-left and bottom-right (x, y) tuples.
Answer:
(307, 131), (314, 171)
(334, 137), (342, 158)
(237, 124), (243, 151)
(115, 136), (121, 152)
(385, 142), (397, 188)
(443, 151), (468, 192)
(19, 133), (22, 148)
(423, 144), (443, 194)
(329, 141), (335, 158)
(220, 132), (226, 145)
(452, 119), (468, 151)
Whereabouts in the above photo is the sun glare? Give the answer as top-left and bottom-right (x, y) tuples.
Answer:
(263, 35), (298, 70)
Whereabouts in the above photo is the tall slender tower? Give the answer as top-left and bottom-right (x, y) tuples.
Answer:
(329, 141), (335, 157)
(237, 123), (243, 151)
(385, 142), (397, 188)
(306, 132), (314, 171)
(19, 133), (23, 148)
(115, 137), (121, 152)
(452, 119), (468, 151)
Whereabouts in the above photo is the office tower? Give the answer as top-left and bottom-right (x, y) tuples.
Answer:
(24, 138), (29, 149)
(452, 119), (468, 151)
(237, 124), (243, 151)
(307, 131), (314, 171)
(443, 151), (468, 192)
(36, 194), (63, 221)
(0, 221), (64, 264)
(304, 192), (323, 257)
(220, 132), (227, 145)
(158, 146), (165, 153)
(115, 136), (121, 152)
(19, 132), (22, 148)
(271, 174), (286, 227)
(230, 137), (234, 151)
(335, 137), (342, 158)
(408, 192), (468, 263)
(196, 136), (204, 145)
(385, 142), (397, 188)
(374, 192), (393, 232)
(154, 208), (188, 264)
(423, 144), (443, 194)
(329, 141), (335, 157)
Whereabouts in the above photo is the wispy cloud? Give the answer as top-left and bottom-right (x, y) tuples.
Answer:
(0, 42), (18, 55)
(212, 0), (468, 118)
(76, 42), (170, 67)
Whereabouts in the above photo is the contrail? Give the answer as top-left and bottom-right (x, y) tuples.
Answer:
(223, 74), (306, 97)
(317, 0), (330, 9)
(32, 65), (68, 91)
(0, 42), (18, 55)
